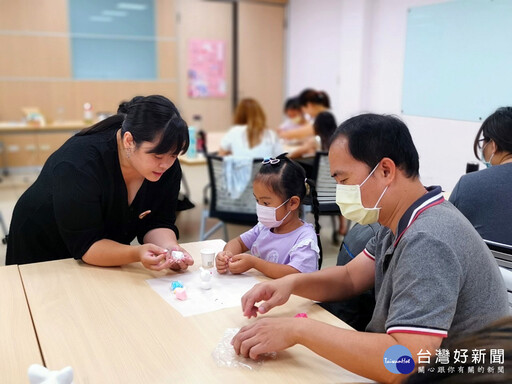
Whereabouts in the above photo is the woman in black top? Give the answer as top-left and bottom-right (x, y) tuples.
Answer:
(7, 95), (194, 272)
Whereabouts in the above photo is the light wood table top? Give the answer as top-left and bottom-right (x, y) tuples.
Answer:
(20, 239), (370, 383)
(0, 265), (43, 383)
(179, 132), (223, 165)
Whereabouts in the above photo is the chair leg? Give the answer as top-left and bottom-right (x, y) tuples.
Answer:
(0, 211), (7, 244)
(199, 210), (208, 241)
(223, 223), (229, 241)
(202, 222), (225, 241)
(330, 215), (339, 245)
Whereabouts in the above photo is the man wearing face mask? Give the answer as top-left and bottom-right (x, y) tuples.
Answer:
(231, 113), (509, 383)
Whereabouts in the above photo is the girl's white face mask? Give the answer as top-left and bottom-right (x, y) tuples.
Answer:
(335, 163), (388, 225)
(256, 198), (291, 228)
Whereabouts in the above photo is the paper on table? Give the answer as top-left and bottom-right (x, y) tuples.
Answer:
(146, 270), (260, 317)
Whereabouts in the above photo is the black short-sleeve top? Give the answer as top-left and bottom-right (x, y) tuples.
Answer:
(6, 128), (181, 265)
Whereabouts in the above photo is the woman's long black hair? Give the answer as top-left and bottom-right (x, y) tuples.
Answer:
(77, 95), (189, 155)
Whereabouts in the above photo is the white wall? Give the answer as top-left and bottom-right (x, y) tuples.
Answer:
(287, 0), (484, 192)
(286, 0), (343, 118)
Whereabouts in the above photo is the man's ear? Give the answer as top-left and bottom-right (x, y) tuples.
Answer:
(380, 157), (396, 181)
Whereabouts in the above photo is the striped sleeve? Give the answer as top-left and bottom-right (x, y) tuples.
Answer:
(387, 325), (448, 338)
(363, 248), (375, 261)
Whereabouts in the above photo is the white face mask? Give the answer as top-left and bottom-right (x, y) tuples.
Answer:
(335, 163), (388, 225)
(480, 141), (494, 168)
(256, 198), (291, 228)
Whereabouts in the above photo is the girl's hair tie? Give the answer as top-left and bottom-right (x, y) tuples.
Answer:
(262, 157), (280, 165)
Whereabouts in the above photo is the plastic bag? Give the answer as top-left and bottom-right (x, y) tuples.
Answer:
(212, 328), (277, 370)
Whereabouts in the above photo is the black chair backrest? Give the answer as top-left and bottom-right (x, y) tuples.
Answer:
(485, 240), (512, 269)
(206, 154), (262, 226)
(311, 151), (339, 214)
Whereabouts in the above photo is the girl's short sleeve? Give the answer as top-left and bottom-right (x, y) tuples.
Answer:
(287, 237), (320, 273)
(240, 223), (263, 250)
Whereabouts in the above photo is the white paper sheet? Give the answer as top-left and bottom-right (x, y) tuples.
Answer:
(146, 269), (260, 317)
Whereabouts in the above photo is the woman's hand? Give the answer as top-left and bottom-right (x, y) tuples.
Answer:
(216, 250), (233, 274)
(167, 245), (194, 271)
(228, 254), (256, 274)
(138, 244), (171, 271)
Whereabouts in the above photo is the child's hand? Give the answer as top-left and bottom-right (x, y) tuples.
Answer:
(216, 250), (233, 274)
(228, 254), (255, 274)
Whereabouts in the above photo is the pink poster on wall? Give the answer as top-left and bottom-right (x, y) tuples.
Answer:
(187, 39), (227, 98)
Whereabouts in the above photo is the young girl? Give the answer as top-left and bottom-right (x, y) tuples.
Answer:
(215, 154), (322, 278)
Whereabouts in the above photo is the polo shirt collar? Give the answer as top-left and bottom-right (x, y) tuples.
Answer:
(394, 185), (445, 246)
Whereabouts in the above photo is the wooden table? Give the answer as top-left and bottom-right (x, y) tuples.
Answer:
(179, 132), (223, 165)
(0, 265), (43, 383)
(19, 240), (371, 383)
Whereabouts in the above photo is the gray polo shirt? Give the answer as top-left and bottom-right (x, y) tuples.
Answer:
(364, 186), (508, 342)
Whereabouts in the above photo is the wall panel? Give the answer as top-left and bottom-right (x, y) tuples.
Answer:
(176, 0), (233, 131)
(0, 0), (178, 124)
(238, 2), (285, 131)
(0, 35), (71, 78)
(0, 0), (69, 32)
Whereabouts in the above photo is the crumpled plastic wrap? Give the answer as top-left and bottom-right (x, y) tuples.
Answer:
(212, 328), (277, 370)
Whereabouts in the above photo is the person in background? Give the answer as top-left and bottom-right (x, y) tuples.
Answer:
(288, 111), (348, 237)
(218, 98), (282, 158)
(278, 97), (308, 133)
(319, 222), (380, 331)
(7, 95), (194, 272)
(449, 106), (512, 245)
(231, 113), (508, 383)
(289, 111), (337, 159)
(215, 154), (322, 278)
(279, 89), (332, 141)
(300, 88), (331, 121)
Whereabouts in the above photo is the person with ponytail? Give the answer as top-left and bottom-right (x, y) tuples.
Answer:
(215, 153), (322, 278)
(219, 98), (282, 158)
(7, 95), (194, 272)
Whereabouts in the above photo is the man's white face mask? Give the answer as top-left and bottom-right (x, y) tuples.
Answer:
(335, 162), (388, 225)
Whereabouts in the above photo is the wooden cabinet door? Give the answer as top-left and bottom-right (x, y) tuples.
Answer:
(0, 133), (39, 168)
(238, 2), (285, 131)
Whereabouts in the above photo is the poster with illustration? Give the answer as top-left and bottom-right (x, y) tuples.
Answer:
(187, 39), (227, 98)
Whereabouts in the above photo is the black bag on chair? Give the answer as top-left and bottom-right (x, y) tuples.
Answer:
(176, 192), (195, 212)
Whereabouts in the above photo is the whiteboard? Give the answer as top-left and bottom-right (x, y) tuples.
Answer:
(402, 0), (512, 122)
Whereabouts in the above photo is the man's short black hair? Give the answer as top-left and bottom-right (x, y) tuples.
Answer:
(330, 113), (420, 178)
